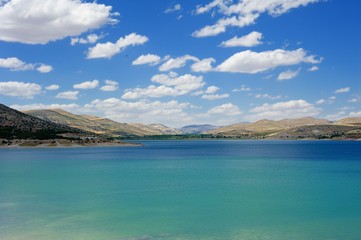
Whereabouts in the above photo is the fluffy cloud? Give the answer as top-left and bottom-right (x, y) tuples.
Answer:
(0, 57), (33, 71)
(349, 111), (361, 117)
(0, 81), (41, 98)
(315, 99), (326, 105)
(36, 64), (53, 73)
(205, 86), (219, 94)
(191, 58), (215, 72)
(193, 14), (258, 37)
(132, 54), (161, 66)
(255, 93), (282, 100)
(165, 3), (181, 13)
(193, 85), (219, 96)
(122, 73), (205, 99)
(71, 34), (102, 46)
(202, 93), (229, 100)
(233, 85), (251, 92)
(217, 48), (320, 74)
(100, 80), (119, 91)
(193, 0), (319, 37)
(73, 80), (99, 89)
(56, 91), (79, 100)
(308, 66), (319, 71)
(194, 86), (230, 100)
(220, 31), (263, 47)
(0, 57), (53, 72)
(159, 55), (199, 71)
(208, 103), (242, 116)
(247, 99), (320, 120)
(84, 98), (194, 127)
(325, 111), (347, 121)
(0, 0), (117, 44)
(349, 98), (360, 103)
(11, 103), (80, 112)
(87, 33), (148, 59)
(335, 87), (350, 94)
(45, 84), (59, 91)
(277, 68), (300, 80)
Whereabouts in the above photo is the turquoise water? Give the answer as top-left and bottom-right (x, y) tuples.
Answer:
(1, 140), (361, 240)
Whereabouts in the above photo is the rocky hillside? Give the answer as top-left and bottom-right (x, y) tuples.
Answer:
(0, 103), (83, 139)
(334, 118), (361, 126)
(180, 124), (220, 134)
(208, 117), (331, 137)
(208, 117), (361, 139)
(24, 109), (181, 137)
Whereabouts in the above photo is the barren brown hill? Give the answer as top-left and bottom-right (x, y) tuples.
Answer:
(0, 104), (83, 139)
(209, 117), (330, 136)
(269, 125), (361, 140)
(208, 117), (344, 139)
(25, 109), (181, 137)
(334, 117), (361, 126)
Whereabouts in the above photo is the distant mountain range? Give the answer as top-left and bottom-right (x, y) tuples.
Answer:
(1, 103), (361, 140)
(208, 117), (361, 139)
(180, 124), (219, 134)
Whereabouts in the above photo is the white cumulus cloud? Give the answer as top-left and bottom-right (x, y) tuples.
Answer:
(208, 103), (242, 116)
(335, 87), (350, 94)
(233, 85), (252, 92)
(56, 91), (79, 100)
(308, 66), (319, 71)
(36, 64), (53, 73)
(193, 0), (319, 37)
(255, 93), (282, 100)
(87, 33), (148, 59)
(165, 3), (181, 13)
(277, 68), (301, 80)
(45, 84), (59, 91)
(191, 58), (215, 72)
(217, 48), (320, 74)
(0, 57), (53, 73)
(349, 111), (361, 117)
(247, 99), (320, 121)
(100, 80), (119, 91)
(11, 103), (80, 112)
(202, 93), (230, 100)
(159, 55), (199, 72)
(0, 81), (41, 98)
(132, 54), (161, 66)
(71, 34), (103, 46)
(73, 80), (99, 89)
(84, 98), (194, 127)
(220, 31), (263, 47)
(193, 14), (258, 37)
(0, 0), (117, 44)
(122, 73), (205, 99)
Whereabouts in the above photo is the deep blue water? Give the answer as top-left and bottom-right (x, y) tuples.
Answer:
(0, 140), (361, 240)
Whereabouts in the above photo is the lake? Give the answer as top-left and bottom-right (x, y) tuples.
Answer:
(1, 140), (361, 240)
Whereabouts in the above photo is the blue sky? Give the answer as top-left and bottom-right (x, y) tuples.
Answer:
(0, 0), (360, 127)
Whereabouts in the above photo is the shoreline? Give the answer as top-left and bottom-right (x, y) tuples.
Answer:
(0, 139), (142, 148)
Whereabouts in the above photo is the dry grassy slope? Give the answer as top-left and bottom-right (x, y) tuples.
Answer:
(209, 117), (331, 136)
(334, 117), (361, 126)
(24, 109), (181, 137)
(0, 104), (85, 140)
(128, 123), (182, 135)
(1, 104), (76, 132)
(269, 124), (361, 139)
(24, 109), (108, 134)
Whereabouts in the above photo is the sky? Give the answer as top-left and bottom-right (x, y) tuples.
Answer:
(0, 0), (360, 127)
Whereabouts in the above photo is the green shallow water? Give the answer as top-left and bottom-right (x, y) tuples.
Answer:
(0, 140), (361, 240)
